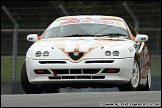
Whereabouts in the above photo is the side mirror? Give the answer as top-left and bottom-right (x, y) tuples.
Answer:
(135, 34), (148, 42)
(27, 34), (38, 42)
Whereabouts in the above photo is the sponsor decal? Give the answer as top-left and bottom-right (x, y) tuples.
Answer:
(116, 22), (122, 26)
(128, 47), (134, 53)
(60, 19), (114, 25)
(47, 19), (127, 30)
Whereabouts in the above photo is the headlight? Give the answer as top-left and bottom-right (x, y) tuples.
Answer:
(43, 51), (49, 57)
(113, 51), (119, 56)
(105, 51), (111, 56)
(35, 51), (42, 57)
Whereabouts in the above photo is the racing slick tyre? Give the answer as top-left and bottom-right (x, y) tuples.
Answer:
(138, 68), (151, 91)
(118, 56), (141, 91)
(21, 61), (44, 94)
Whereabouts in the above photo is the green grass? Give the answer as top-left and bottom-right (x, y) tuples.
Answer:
(1, 56), (25, 82)
(1, 56), (161, 82)
(151, 56), (161, 76)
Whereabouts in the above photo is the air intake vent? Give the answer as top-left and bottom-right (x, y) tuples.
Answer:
(39, 61), (66, 64)
(85, 60), (114, 63)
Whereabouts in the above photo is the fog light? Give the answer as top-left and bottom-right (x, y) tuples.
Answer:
(113, 51), (119, 56)
(43, 51), (49, 56)
(105, 51), (111, 56)
(35, 51), (42, 57)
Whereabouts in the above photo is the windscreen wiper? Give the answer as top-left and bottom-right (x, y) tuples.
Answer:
(96, 33), (127, 37)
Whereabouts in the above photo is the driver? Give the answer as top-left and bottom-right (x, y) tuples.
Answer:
(59, 24), (87, 36)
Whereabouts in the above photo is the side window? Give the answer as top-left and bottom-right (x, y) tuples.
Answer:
(125, 21), (137, 37)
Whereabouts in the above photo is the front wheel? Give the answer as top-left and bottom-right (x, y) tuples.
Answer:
(118, 57), (141, 91)
(138, 68), (151, 91)
(21, 61), (44, 94)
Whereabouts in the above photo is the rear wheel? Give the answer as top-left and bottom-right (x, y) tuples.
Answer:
(118, 57), (140, 91)
(21, 61), (44, 94)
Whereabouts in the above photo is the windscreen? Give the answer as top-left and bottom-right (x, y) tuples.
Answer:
(42, 19), (129, 39)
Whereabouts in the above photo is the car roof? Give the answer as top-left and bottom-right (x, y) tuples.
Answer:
(56, 15), (125, 22)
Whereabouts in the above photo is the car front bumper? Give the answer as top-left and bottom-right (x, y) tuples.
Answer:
(26, 57), (134, 86)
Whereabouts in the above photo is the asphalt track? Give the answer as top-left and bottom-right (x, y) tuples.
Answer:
(1, 91), (161, 107)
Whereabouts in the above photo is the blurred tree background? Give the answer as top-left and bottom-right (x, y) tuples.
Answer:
(1, 1), (160, 15)
(1, 1), (161, 55)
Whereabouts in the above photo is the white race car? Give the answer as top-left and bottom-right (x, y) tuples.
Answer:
(21, 15), (151, 94)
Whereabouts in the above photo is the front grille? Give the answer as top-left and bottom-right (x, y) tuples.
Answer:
(92, 76), (105, 79)
(83, 69), (100, 74)
(70, 69), (81, 74)
(76, 76), (91, 79)
(53, 69), (69, 74)
(48, 76), (105, 79)
(62, 76), (75, 79)
(35, 68), (120, 75)
(53, 69), (100, 74)
(49, 76), (61, 79)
